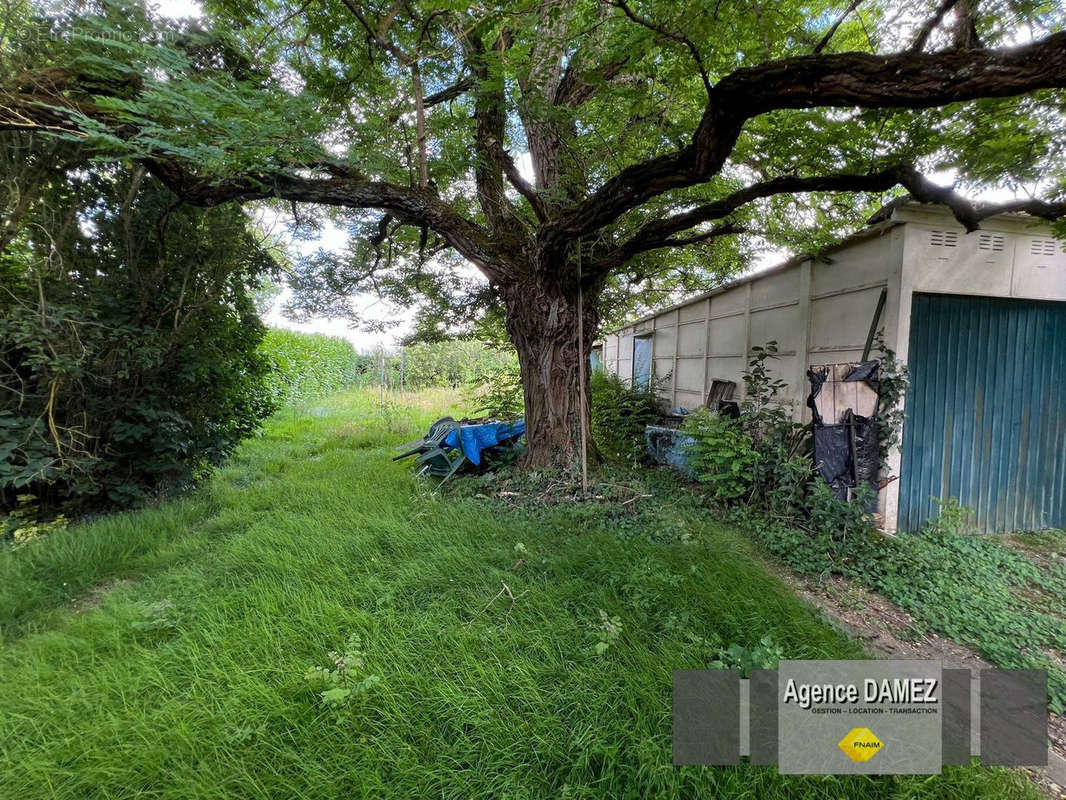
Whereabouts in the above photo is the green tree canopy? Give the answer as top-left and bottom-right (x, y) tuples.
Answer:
(3, 0), (1065, 464)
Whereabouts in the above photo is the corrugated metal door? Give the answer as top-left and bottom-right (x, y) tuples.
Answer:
(899, 293), (1066, 533)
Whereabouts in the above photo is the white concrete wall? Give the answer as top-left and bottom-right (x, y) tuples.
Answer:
(600, 225), (901, 421)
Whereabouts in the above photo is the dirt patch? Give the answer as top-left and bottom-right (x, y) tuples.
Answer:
(71, 578), (136, 615)
(782, 570), (1066, 798)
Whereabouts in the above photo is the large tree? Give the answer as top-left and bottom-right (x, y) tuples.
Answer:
(3, 0), (1066, 466)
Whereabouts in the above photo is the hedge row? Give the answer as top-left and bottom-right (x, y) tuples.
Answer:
(259, 330), (365, 407)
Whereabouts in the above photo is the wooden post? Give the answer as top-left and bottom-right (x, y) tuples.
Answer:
(577, 239), (589, 495)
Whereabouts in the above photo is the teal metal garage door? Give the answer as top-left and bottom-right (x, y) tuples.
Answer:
(899, 293), (1066, 533)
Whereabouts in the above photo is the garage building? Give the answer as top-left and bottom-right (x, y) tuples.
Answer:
(595, 201), (1066, 533)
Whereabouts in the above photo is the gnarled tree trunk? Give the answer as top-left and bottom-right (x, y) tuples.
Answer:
(501, 271), (599, 469)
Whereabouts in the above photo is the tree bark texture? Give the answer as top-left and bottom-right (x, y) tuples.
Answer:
(501, 271), (599, 468)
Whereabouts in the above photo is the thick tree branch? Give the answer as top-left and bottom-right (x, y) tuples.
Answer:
(459, 29), (527, 233)
(516, 1), (572, 193)
(423, 77), (474, 107)
(546, 31), (1066, 248)
(144, 159), (511, 282)
(554, 57), (629, 107)
(489, 140), (548, 221)
(604, 165), (1066, 269)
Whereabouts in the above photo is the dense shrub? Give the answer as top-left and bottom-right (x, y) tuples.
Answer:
(260, 330), (363, 407)
(590, 370), (662, 464)
(683, 410), (759, 502)
(1, 160), (277, 517)
(684, 341), (812, 513)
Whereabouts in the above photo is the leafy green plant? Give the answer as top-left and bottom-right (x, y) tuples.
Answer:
(871, 332), (909, 468)
(589, 370), (662, 463)
(590, 609), (623, 656)
(466, 354), (524, 418)
(2, 494), (68, 547)
(683, 410), (759, 503)
(304, 633), (381, 709)
(709, 635), (786, 676)
(741, 341), (790, 418)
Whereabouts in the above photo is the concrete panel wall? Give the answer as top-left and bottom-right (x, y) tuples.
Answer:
(596, 209), (1065, 535)
(1011, 234), (1066, 299)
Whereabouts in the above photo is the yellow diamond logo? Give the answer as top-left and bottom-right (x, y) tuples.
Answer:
(838, 727), (883, 762)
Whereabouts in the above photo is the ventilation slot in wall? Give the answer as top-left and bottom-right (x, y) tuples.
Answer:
(978, 233), (1005, 252)
(1030, 238), (1057, 257)
(929, 230), (959, 247)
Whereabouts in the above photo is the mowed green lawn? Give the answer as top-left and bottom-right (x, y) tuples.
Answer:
(0, 390), (1039, 799)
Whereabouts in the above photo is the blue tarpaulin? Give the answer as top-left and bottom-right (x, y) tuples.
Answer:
(443, 421), (526, 465)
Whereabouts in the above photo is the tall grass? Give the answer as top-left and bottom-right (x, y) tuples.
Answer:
(0, 389), (1038, 799)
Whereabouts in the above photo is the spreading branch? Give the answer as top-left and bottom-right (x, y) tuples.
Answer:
(143, 159), (509, 281)
(606, 165), (1066, 269)
(545, 31), (1066, 247)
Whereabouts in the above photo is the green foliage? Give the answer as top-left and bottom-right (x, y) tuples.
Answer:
(0, 388), (1037, 798)
(0, 161), (277, 516)
(683, 340), (1066, 711)
(590, 609), (623, 656)
(465, 352), (524, 418)
(682, 410), (758, 502)
(872, 332), (909, 468)
(685, 341), (812, 514)
(393, 340), (516, 391)
(709, 635), (786, 677)
(589, 370), (662, 464)
(2, 494), (68, 548)
(304, 633), (381, 709)
(746, 493), (1066, 714)
(259, 329), (362, 408)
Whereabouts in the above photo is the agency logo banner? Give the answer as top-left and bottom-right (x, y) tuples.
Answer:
(673, 660), (1047, 774)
